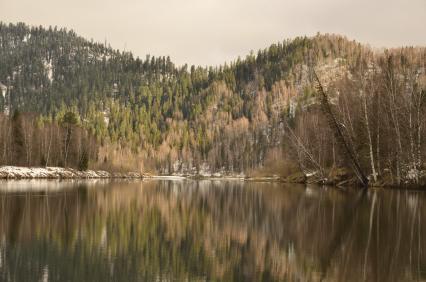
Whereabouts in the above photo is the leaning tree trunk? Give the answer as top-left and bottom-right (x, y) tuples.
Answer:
(313, 71), (369, 187)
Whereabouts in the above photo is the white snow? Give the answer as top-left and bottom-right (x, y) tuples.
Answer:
(22, 34), (31, 43)
(407, 168), (420, 180)
(305, 171), (318, 177)
(43, 59), (53, 82)
(148, 175), (186, 180)
(0, 166), (142, 179)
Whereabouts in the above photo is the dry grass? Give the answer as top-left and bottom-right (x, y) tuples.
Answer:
(246, 148), (301, 178)
(92, 144), (157, 174)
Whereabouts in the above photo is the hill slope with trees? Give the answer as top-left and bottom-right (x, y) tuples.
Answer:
(1, 22), (425, 186)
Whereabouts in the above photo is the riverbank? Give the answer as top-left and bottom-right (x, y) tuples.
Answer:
(245, 167), (426, 189)
(0, 166), (143, 179)
(2, 166), (425, 190)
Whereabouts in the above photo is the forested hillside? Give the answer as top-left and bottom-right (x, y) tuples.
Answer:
(1, 22), (425, 185)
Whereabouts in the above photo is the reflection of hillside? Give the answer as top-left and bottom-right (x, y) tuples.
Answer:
(1, 181), (426, 281)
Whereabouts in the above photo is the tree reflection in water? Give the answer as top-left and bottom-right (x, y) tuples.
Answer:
(0, 180), (425, 281)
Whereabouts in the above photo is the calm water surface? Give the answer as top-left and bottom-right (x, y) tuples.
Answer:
(0, 179), (425, 281)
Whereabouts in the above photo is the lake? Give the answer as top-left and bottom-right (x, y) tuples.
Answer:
(0, 179), (425, 281)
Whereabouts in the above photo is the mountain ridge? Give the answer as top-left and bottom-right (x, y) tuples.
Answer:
(1, 22), (425, 186)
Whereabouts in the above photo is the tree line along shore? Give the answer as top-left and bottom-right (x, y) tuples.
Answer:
(0, 23), (425, 187)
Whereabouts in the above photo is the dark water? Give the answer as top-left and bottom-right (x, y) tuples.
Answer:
(0, 180), (425, 282)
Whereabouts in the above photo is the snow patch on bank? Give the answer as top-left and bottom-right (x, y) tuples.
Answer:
(0, 166), (142, 179)
(148, 175), (186, 180)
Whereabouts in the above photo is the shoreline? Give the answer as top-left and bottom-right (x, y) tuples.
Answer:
(1, 166), (425, 190)
(0, 166), (143, 179)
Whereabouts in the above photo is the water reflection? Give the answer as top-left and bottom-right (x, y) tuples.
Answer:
(0, 180), (425, 281)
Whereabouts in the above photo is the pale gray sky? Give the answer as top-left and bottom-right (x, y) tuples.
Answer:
(1, 0), (425, 66)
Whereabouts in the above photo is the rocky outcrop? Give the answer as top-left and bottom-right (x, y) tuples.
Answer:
(0, 166), (143, 179)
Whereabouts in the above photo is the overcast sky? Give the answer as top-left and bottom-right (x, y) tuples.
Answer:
(1, 0), (425, 66)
